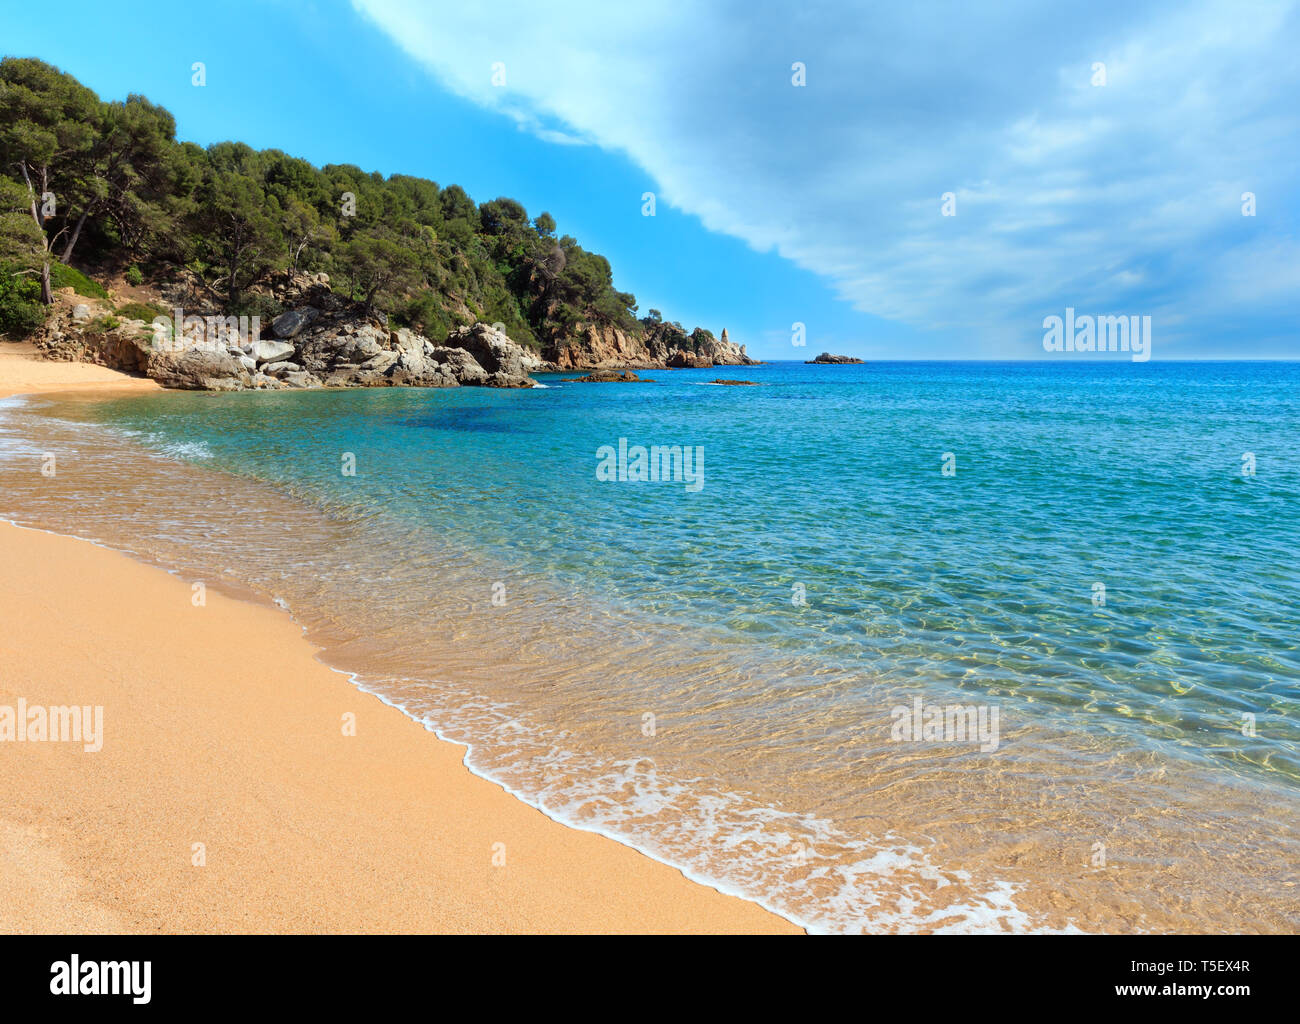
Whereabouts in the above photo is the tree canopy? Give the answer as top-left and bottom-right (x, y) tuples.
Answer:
(0, 57), (647, 348)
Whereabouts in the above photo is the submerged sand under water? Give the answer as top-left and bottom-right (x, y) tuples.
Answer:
(1, 387), (1297, 933)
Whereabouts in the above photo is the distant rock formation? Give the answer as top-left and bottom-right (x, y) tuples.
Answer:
(561, 370), (653, 383)
(805, 352), (864, 364)
(711, 378), (760, 386)
(544, 321), (759, 370)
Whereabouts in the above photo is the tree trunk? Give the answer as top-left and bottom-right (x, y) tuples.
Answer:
(19, 162), (56, 305)
(61, 209), (89, 263)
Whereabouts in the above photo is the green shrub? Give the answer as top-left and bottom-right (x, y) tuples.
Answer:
(125, 266), (144, 286)
(0, 266), (46, 338)
(48, 262), (109, 299)
(116, 300), (166, 322)
(231, 292), (283, 321)
(89, 314), (121, 332)
(396, 291), (448, 340)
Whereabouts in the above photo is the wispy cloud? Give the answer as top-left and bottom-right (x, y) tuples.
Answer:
(354, 0), (1300, 352)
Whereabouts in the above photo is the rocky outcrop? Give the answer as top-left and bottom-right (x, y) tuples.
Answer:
(544, 320), (758, 370)
(711, 378), (760, 386)
(276, 305), (541, 389)
(667, 350), (711, 368)
(442, 322), (552, 378)
(805, 353), (864, 364)
(148, 348), (251, 391)
(688, 327), (757, 367)
(35, 308), (153, 374)
(34, 292), (542, 391)
(545, 323), (656, 370)
(30, 271), (756, 390)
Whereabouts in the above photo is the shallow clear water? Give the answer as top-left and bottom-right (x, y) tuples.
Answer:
(2, 361), (1298, 932)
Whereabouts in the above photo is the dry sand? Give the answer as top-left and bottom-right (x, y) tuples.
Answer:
(0, 343), (798, 933)
(0, 341), (162, 398)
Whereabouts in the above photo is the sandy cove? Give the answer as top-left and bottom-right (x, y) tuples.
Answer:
(0, 344), (797, 933)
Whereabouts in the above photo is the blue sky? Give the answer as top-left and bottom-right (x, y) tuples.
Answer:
(3, 0), (1298, 359)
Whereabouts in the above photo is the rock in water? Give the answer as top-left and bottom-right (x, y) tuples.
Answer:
(561, 370), (653, 383)
(804, 352), (864, 364)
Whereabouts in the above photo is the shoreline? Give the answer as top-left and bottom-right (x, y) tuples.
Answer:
(0, 345), (799, 933)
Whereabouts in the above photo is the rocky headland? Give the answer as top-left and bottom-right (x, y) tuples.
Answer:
(546, 322), (758, 371)
(31, 272), (758, 392)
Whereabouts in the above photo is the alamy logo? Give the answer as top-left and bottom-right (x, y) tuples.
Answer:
(1042, 307), (1151, 362)
(0, 699), (103, 752)
(50, 956), (150, 1004)
(890, 696), (1000, 752)
(151, 307), (261, 353)
(596, 438), (704, 492)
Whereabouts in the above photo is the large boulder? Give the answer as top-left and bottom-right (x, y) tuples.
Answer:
(148, 347), (250, 391)
(335, 326), (386, 364)
(246, 339), (296, 365)
(382, 336), (462, 387)
(444, 323), (533, 378)
(270, 307), (320, 339)
(359, 349), (399, 374)
(291, 312), (389, 373)
(427, 346), (489, 385)
(96, 329), (153, 375)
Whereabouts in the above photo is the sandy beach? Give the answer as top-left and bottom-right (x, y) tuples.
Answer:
(0, 344), (797, 934)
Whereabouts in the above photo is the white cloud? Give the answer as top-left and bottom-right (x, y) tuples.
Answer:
(353, 0), (1300, 350)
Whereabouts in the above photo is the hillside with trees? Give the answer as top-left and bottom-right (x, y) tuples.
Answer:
(0, 56), (649, 351)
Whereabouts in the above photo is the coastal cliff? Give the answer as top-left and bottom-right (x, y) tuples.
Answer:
(545, 321), (757, 371)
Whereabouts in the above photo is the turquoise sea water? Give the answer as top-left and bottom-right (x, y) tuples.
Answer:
(3, 360), (1298, 932)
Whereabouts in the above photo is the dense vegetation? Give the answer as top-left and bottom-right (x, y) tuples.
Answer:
(0, 57), (642, 347)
